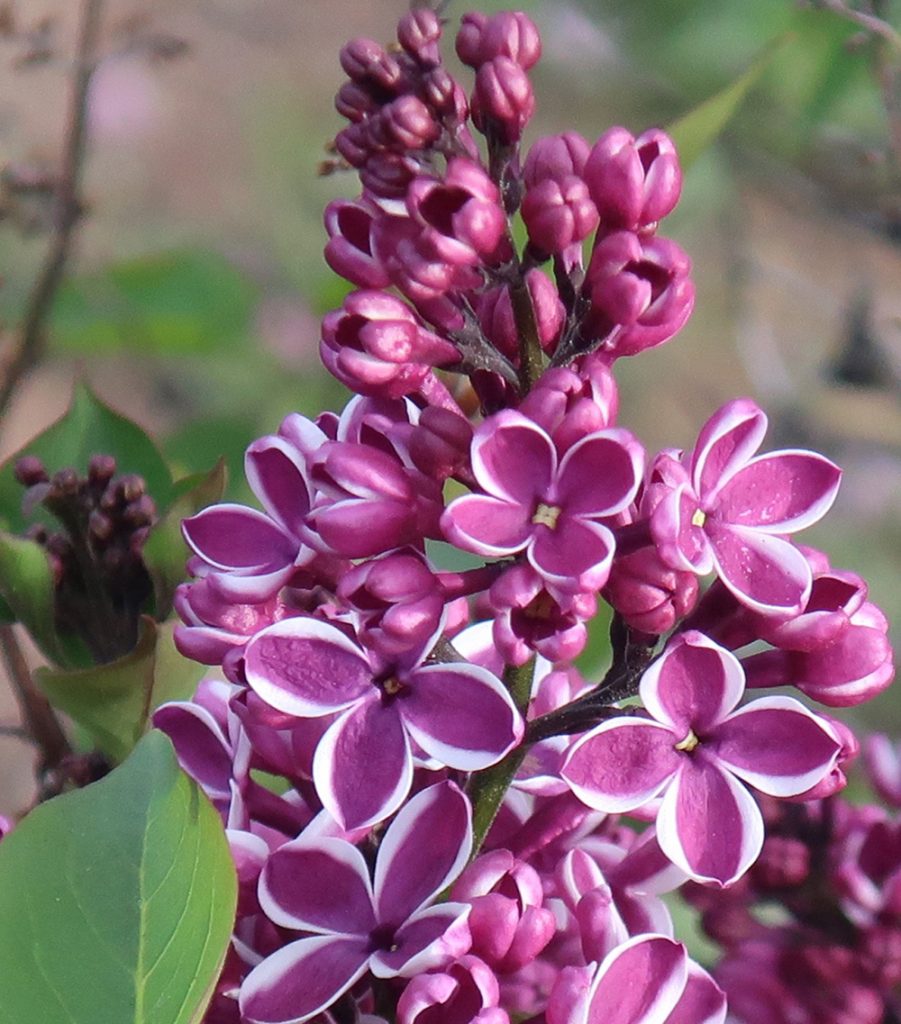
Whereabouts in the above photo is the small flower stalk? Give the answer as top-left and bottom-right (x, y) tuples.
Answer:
(154, 7), (894, 1024)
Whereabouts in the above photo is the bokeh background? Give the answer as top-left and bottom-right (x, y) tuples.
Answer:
(0, 0), (898, 815)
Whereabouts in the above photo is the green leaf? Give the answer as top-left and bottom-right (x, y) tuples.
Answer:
(36, 619), (206, 762)
(0, 531), (91, 668)
(50, 249), (258, 355)
(575, 601), (614, 679)
(0, 383), (174, 533)
(143, 459), (228, 619)
(0, 730), (237, 1024)
(668, 31), (794, 169)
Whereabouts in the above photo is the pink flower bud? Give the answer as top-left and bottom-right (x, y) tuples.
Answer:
(360, 151), (418, 198)
(519, 362), (619, 449)
(523, 132), (591, 187)
(521, 175), (599, 257)
(409, 405), (474, 480)
(382, 95), (440, 151)
(397, 955), (509, 1024)
(476, 269), (564, 360)
(456, 11), (541, 70)
(585, 230), (694, 357)
(334, 81), (375, 123)
(451, 850), (556, 973)
(472, 57), (535, 145)
(340, 37), (403, 92)
(407, 159), (507, 265)
(605, 544), (699, 637)
(397, 8), (442, 66)
(320, 289), (459, 399)
(338, 550), (445, 656)
(421, 68), (470, 123)
(584, 127), (682, 231)
(323, 198), (391, 289)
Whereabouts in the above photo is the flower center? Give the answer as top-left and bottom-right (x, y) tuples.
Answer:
(675, 729), (700, 753)
(368, 923), (399, 954)
(382, 676), (404, 696)
(533, 502), (562, 529)
(691, 509), (707, 528)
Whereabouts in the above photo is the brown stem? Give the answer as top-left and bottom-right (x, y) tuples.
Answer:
(811, 0), (901, 52)
(0, 0), (104, 418)
(0, 625), (70, 772)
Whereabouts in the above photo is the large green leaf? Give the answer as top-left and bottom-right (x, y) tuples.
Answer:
(50, 249), (258, 355)
(36, 619), (206, 762)
(0, 383), (174, 533)
(668, 31), (794, 170)
(0, 531), (91, 668)
(0, 730), (236, 1024)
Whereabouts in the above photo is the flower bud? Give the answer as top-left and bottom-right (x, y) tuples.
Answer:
(605, 544), (698, 636)
(407, 158), (507, 265)
(334, 80), (375, 123)
(320, 289), (458, 399)
(476, 269), (564, 360)
(381, 95), (440, 151)
(584, 230), (694, 357)
(409, 405), (474, 480)
(359, 151), (418, 198)
(397, 955), (509, 1024)
(523, 132), (591, 187)
(324, 198), (391, 290)
(472, 57), (535, 145)
(397, 8), (442, 65)
(584, 127), (682, 231)
(521, 175), (599, 257)
(456, 11), (541, 70)
(340, 38), (403, 92)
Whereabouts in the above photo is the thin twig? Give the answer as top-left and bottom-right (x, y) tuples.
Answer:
(810, 0), (901, 52)
(0, 0), (104, 417)
(0, 625), (70, 772)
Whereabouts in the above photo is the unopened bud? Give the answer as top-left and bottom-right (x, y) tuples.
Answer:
(472, 56), (535, 145)
(13, 454), (48, 486)
(396, 8), (442, 65)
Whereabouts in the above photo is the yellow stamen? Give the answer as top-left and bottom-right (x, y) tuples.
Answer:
(691, 509), (707, 528)
(382, 677), (404, 696)
(675, 729), (700, 753)
(533, 502), (562, 529)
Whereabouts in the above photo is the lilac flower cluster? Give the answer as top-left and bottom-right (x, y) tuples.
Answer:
(155, 8), (894, 1024)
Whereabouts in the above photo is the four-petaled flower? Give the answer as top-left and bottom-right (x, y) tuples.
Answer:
(241, 782), (474, 1024)
(244, 617), (523, 830)
(442, 410), (644, 592)
(562, 631), (842, 885)
(650, 398), (841, 616)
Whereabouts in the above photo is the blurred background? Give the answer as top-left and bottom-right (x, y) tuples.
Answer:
(0, 0), (898, 814)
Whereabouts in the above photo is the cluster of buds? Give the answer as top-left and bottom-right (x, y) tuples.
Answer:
(15, 453), (156, 662)
(156, 8), (894, 1024)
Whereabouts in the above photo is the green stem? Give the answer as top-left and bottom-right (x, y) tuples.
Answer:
(467, 658), (534, 857)
(511, 275), (545, 393)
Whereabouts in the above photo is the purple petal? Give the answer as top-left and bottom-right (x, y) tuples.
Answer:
(442, 494), (533, 556)
(371, 903), (472, 978)
(656, 758), (763, 885)
(640, 632), (744, 735)
(709, 696), (840, 797)
(714, 451), (841, 533)
(690, 398), (767, 504)
(244, 618), (372, 716)
(152, 703), (232, 798)
(183, 504), (295, 571)
(529, 516), (615, 589)
(240, 934), (371, 1024)
(707, 523), (811, 616)
(314, 699), (412, 830)
(205, 565), (296, 603)
(245, 436), (312, 538)
(375, 781), (472, 924)
(563, 720), (680, 813)
(401, 664), (522, 771)
(555, 429), (643, 517)
(650, 483), (713, 575)
(259, 836), (376, 934)
(313, 498), (417, 558)
(471, 411), (555, 505)
(663, 963), (727, 1024)
(585, 935), (688, 1024)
